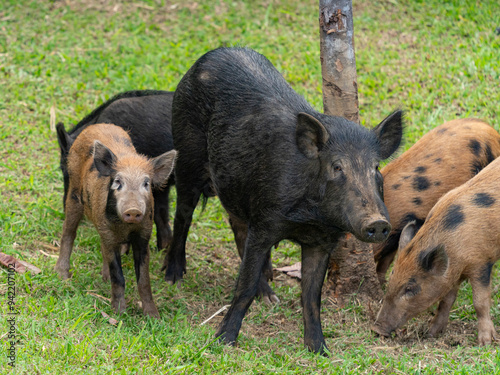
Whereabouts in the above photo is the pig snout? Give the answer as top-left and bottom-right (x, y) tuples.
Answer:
(371, 321), (394, 337)
(360, 219), (391, 243)
(123, 208), (144, 223)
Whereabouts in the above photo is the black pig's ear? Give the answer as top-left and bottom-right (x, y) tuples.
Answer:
(56, 122), (74, 154)
(296, 112), (329, 158)
(372, 110), (403, 160)
(398, 221), (418, 250)
(418, 244), (448, 276)
(93, 140), (117, 177)
(151, 150), (177, 189)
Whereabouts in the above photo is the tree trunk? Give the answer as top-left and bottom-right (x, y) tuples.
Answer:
(319, 0), (359, 122)
(319, 0), (383, 304)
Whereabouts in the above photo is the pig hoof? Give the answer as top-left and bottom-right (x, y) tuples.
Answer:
(262, 293), (280, 305)
(305, 339), (329, 356)
(143, 305), (160, 319)
(55, 266), (71, 280)
(257, 279), (279, 304)
(112, 299), (127, 314)
(164, 265), (185, 284)
(478, 321), (497, 346)
(215, 331), (237, 346)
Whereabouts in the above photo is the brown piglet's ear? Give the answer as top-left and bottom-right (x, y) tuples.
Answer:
(93, 140), (117, 177)
(398, 221), (418, 250)
(296, 112), (329, 158)
(151, 150), (177, 189)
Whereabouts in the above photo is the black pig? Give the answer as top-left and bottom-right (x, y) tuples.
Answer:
(56, 90), (175, 250)
(164, 47), (403, 354)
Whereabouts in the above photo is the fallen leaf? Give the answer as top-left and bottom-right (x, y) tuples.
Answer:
(100, 310), (118, 326)
(276, 262), (302, 279)
(0, 252), (41, 274)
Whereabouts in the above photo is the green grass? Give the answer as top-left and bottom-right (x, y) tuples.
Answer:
(1, 0), (500, 373)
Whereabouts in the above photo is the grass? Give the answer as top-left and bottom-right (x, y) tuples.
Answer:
(1, 0), (499, 373)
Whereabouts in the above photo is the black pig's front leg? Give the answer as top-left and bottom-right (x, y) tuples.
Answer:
(215, 227), (273, 345)
(301, 244), (331, 355)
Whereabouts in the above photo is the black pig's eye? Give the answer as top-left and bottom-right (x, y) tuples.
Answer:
(333, 165), (342, 173)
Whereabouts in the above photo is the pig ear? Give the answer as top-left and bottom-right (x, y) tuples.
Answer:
(398, 221), (418, 250)
(418, 245), (448, 276)
(151, 150), (177, 189)
(296, 112), (329, 158)
(56, 122), (74, 154)
(372, 110), (404, 160)
(93, 140), (117, 177)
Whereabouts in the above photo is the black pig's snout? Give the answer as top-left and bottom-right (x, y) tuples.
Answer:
(361, 220), (391, 243)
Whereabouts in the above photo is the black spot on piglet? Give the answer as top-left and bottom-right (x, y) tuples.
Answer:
(485, 144), (495, 164)
(414, 166), (427, 174)
(472, 193), (496, 207)
(442, 204), (464, 231)
(412, 176), (430, 191)
(392, 184), (401, 190)
(412, 197), (422, 206)
(468, 140), (482, 156)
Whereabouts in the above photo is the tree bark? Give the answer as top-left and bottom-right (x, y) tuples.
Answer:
(319, 0), (383, 304)
(319, 0), (359, 122)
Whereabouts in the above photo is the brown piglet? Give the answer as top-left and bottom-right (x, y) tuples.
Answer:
(373, 155), (500, 345)
(55, 123), (177, 317)
(374, 118), (500, 284)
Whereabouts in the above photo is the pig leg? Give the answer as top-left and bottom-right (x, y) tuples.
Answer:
(104, 245), (127, 314)
(130, 234), (159, 318)
(229, 214), (279, 304)
(55, 190), (84, 280)
(153, 186), (172, 251)
(162, 180), (202, 284)
(101, 243), (110, 281)
(215, 229), (272, 345)
(301, 244), (330, 355)
(470, 275), (497, 345)
(428, 285), (459, 337)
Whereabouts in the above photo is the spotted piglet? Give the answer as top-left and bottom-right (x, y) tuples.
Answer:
(374, 118), (500, 283)
(55, 124), (177, 317)
(373, 155), (500, 345)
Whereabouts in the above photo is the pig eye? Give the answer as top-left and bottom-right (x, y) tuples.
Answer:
(113, 178), (122, 190)
(333, 165), (343, 173)
(143, 180), (150, 189)
(403, 280), (421, 297)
